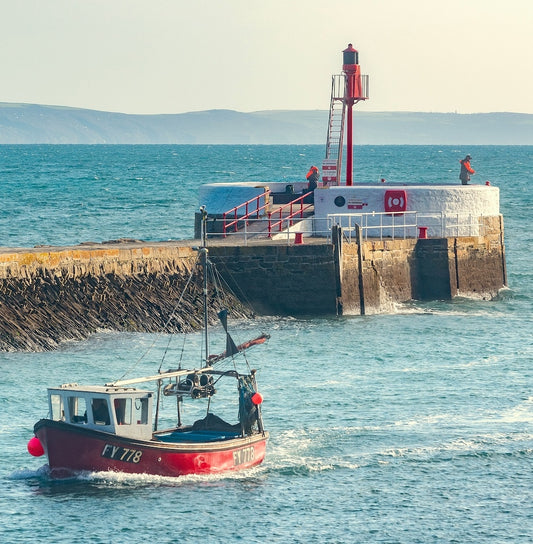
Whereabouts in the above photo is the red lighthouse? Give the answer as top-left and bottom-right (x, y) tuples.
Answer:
(323, 44), (368, 186)
(343, 44), (367, 186)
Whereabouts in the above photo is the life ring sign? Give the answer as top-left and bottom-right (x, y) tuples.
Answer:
(384, 190), (407, 215)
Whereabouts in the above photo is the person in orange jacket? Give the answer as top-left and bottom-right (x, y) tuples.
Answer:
(459, 155), (475, 185)
(306, 166), (320, 191)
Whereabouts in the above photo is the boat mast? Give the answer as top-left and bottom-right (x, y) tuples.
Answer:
(201, 247), (209, 365)
(199, 206), (209, 365)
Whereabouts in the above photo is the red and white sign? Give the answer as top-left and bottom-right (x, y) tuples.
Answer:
(322, 159), (338, 185)
(384, 190), (407, 214)
(347, 199), (367, 210)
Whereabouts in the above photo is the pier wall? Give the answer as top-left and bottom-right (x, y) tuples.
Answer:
(0, 244), (206, 351)
(336, 215), (506, 313)
(207, 244), (339, 315)
(0, 216), (506, 350)
(208, 216), (506, 316)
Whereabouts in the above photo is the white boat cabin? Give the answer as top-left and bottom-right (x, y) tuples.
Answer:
(48, 384), (154, 440)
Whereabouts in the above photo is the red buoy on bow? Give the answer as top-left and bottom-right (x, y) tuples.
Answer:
(27, 436), (44, 457)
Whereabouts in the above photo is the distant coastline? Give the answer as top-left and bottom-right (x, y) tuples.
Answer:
(0, 103), (531, 145)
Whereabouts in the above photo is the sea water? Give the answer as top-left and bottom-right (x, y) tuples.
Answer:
(0, 145), (531, 543)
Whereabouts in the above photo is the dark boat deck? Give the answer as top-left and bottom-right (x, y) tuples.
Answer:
(155, 430), (241, 443)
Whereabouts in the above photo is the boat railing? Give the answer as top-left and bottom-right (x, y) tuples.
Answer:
(222, 190), (271, 238)
(267, 193), (314, 237)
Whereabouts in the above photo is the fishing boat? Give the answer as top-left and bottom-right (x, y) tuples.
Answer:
(27, 232), (269, 479)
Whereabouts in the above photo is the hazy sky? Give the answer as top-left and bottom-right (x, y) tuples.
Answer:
(1, 0), (532, 114)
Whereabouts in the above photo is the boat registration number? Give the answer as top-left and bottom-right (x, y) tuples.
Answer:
(101, 444), (143, 464)
(233, 446), (255, 466)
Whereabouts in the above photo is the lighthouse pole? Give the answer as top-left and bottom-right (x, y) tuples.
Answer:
(346, 99), (354, 186)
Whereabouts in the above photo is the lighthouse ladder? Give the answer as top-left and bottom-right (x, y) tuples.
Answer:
(324, 74), (346, 184)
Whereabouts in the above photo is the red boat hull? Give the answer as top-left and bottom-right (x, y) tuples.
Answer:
(34, 419), (268, 479)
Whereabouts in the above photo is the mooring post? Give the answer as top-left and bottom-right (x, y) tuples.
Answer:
(355, 223), (365, 315)
(332, 224), (343, 316)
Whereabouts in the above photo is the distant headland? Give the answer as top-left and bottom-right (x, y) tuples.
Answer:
(0, 103), (531, 145)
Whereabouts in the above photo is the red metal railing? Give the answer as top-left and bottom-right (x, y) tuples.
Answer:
(223, 190), (271, 237)
(268, 193), (313, 237)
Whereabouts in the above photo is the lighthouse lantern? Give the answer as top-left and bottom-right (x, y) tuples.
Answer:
(342, 44), (358, 70)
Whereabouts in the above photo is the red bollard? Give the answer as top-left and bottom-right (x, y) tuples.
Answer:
(418, 227), (428, 239)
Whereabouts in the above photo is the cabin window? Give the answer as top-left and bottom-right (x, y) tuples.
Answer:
(50, 394), (64, 421)
(91, 398), (111, 425)
(133, 397), (149, 425)
(114, 398), (132, 425)
(67, 396), (88, 424)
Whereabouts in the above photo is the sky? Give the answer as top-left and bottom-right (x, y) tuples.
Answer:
(1, 0), (532, 115)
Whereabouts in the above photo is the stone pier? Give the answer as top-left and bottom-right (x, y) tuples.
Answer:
(0, 213), (506, 351)
(0, 241), (247, 351)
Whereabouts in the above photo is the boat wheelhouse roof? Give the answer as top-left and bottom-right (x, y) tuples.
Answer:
(49, 383), (150, 395)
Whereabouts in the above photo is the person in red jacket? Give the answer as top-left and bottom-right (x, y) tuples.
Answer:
(459, 155), (475, 185)
(306, 166), (320, 191)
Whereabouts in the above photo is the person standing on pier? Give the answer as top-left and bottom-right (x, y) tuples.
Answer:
(306, 166), (320, 191)
(459, 155), (475, 185)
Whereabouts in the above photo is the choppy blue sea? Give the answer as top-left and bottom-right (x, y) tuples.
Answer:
(1, 145), (532, 543)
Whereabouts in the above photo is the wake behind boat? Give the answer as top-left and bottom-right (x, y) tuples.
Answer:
(27, 224), (269, 479)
